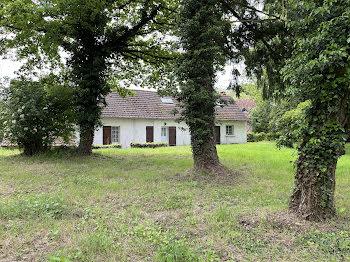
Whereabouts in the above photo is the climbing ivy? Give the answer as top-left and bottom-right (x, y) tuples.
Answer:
(280, 0), (350, 220)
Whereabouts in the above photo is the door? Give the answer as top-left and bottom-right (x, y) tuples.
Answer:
(146, 126), (154, 143)
(103, 126), (112, 145)
(168, 126), (176, 146)
(214, 126), (221, 144)
(161, 127), (168, 142)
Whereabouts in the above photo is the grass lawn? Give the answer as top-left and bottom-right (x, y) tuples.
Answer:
(0, 142), (349, 261)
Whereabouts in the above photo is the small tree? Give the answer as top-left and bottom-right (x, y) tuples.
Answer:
(1, 79), (75, 155)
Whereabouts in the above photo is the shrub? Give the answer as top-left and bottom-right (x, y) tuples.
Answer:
(248, 132), (281, 142)
(92, 143), (122, 149)
(1, 79), (75, 155)
(130, 142), (168, 148)
(247, 132), (265, 142)
(266, 132), (281, 141)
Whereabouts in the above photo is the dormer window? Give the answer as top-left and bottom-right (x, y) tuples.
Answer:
(161, 97), (174, 104)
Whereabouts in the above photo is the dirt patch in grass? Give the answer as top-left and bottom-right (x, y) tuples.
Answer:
(239, 210), (350, 234)
(1, 232), (55, 262)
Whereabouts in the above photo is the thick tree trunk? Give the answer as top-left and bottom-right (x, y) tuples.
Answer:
(289, 93), (349, 221)
(193, 129), (221, 173)
(22, 139), (47, 156)
(78, 127), (94, 155)
(191, 126), (225, 173)
(289, 154), (337, 221)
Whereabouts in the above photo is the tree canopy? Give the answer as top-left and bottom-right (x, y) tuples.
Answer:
(1, 0), (178, 154)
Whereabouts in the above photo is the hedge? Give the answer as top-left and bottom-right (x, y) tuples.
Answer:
(92, 143), (122, 149)
(247, 132), (281, 142)
(130, 142), (168, 148)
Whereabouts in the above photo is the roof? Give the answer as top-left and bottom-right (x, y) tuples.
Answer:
(234, 99), (256, 112)
(102, 90), (248, 122)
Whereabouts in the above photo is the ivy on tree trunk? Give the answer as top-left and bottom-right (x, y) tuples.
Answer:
(282, 0), (350, 220)
(175, 0), (230, 173)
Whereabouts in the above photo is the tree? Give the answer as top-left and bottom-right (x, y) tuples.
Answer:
(173, 0), (229, 173)
(1, 0), (177, 154)
(219, 0), (292, 98)
(1, 78), (75, 155)
(222, 0), (349, 220)
(280, 0), (350, 220)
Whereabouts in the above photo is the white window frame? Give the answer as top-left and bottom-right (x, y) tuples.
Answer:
(111, 126), (120, 143)
(226, 125), (234, 136)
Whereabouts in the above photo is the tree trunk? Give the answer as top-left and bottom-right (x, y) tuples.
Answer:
(78, 127), (94, 155)
(22, 139), (47, 156)
(191, 126), (225, 173)
(289, 151), (338, 221)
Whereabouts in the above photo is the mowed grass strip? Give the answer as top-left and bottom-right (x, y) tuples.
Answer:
(0, 142), (349, 261)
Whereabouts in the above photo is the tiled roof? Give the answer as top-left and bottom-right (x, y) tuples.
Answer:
(234, 99), (256, 112)
(102, 90), (248, 122)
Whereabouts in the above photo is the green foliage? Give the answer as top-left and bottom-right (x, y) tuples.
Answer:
(276, 101), (311, 148)
(251, 101), (273, 133)
(279, 0), (350, 218)
(130, 142), (168, 148)
(247, 132), (266, 142)
(222, 1), (293, 97)
(1, 79), (75, 155)
(251, 99), (299, 134)
(1, 0), (179, 153)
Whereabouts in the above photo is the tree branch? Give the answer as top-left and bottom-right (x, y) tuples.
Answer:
(225, 0), (281, 20)
(229, 18), (279, 23)
(125, 49), (174, 60)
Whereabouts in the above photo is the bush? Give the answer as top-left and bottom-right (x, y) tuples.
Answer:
(1, 79), (75, 155)
(130, 142), (168, 148)
(247, 132), (281, 142)
(92, 143), (121, 149)
(247, 132), (265, 142)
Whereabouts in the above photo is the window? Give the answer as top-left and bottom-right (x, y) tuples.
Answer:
(226, 125), (233, 136)
(160, 97), (174, 104)
(111, 126), (120, 143)
(161, 127), (168, 142)
(161, 127), (167, 137)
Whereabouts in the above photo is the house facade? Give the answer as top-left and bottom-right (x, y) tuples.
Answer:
(93, 90), (249, 148)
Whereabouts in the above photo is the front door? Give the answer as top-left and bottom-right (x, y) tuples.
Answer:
(103, 126), (112, 145)
(168, 126), (176, 146)
(214, 126), (221, 144)
(146, 126), (154, 143)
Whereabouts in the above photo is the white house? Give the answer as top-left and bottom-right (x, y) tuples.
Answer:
(93, 90), (249, 148)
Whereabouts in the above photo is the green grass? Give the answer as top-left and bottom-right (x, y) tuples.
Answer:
(0, 142), (349, 261)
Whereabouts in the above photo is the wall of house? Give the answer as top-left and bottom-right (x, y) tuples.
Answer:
(93, 118), (247, 148)
(215, 120), (247, 144)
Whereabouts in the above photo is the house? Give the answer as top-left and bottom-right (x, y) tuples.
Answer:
(234, 98), (256, 133)
(93, 90), (249, 148)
